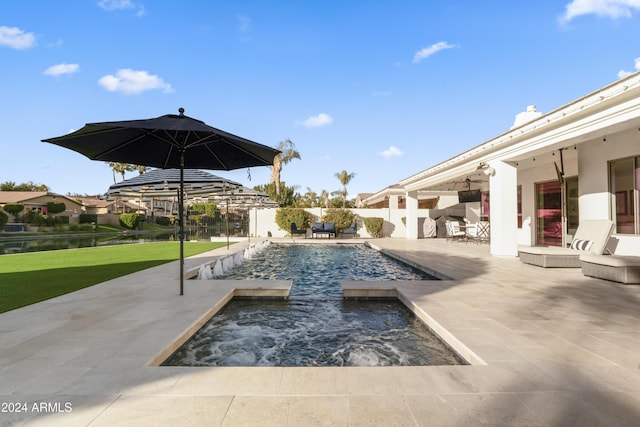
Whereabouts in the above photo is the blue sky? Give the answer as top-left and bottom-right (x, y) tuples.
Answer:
(2, 1), (640, 198)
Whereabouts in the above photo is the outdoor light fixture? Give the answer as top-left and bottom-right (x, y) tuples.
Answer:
(477, 162), (495, 176)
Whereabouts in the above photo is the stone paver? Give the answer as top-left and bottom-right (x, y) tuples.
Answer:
(1, 238), (639, 426)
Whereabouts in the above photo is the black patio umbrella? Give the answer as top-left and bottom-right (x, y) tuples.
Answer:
(43, 108), (279, 295)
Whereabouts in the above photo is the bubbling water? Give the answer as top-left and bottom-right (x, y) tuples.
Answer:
(167, 244), (464, 367)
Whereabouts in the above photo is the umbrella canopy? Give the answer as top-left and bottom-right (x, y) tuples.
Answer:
(107, 168), (244, 197)
(43, 109), (278, 170)
(43, 108), (279, 295)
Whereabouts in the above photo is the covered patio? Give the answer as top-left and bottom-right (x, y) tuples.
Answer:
(392, 71), (640, 258)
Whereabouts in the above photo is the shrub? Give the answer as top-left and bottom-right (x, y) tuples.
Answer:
(68, 224), (93, 232)
(0, 209), (8, 230)
(155, 216), (172, 226)
(119, 213), (140, 229)
(3, 203), (24, 221)
(363, 217), (384, 238)
(275, 207), (312, 234)
(79, 213), (97, 224)
(46, 202), (66, 215)
(321, 208), (355, 231)
(22, 210), (44, 226)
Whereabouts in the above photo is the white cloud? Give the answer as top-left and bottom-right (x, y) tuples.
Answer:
(559, 0), (640, 23)
(379, 146), (403, 158)
(617, 57), (640, 78)
(98, 0), (146, 16)
(297, 113), (333, 128)
(43, 63), (79, 77)
(237, 15), (252, 33)
(98, 69), (173, 94)
(98, 0), (134, 10)
(413, 41), (455, 63)
(48, 39), (64, 48)
(0, 26), (36, 50)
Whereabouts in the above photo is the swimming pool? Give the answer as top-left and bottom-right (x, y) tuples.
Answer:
(163, 244), (465, 367)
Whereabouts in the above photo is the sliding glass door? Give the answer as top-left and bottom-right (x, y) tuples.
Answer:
(609, 156), (639, 235)
(535, 180), (562, 246)
(535, 177), (579, 246)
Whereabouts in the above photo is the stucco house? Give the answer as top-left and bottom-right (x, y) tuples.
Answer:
(0, 192), (84, 222)
(365, 71), (640, 257)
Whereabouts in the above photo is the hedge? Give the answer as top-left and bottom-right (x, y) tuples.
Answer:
(119, 213), (140, 229)
(363, 217), (384, 238)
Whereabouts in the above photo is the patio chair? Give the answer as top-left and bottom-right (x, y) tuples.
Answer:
(290, 222), (307, 238)
(339, 222), (357, 238)
(473, 221), (490, 244)
(580, 253), (640, 284)
(518, 219), (615, 268)
(445, 220), (466, 243)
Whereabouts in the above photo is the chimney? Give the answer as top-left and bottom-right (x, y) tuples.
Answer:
(511, 105), (542, 129)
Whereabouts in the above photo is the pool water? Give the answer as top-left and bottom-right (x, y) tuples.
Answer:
(163, 244), (465, 367)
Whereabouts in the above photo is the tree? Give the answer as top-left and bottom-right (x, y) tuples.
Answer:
(0, 181), (49, 191)
(254, 182), (297, 207)
(0, 209), (8, 230)
(189, 203), (218, 217)
(46, 202), (66, 215)
(334, 170), (356, 208)
(270, 139), (301, 201)
(301, 187), (318, 208)
(3, 203), (24, 222)
(135, 165), (150, 175)
(320, 190), (330, 209)
(274, 207), (312, 234)
(107, 162), (135, 184)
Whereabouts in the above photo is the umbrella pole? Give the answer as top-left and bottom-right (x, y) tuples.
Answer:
(179, 152), (185, 296)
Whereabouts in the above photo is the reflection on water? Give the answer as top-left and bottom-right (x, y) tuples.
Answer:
(164, 244), (465, 367)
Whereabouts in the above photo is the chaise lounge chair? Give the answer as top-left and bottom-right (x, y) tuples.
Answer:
(580, 253), (640, 284)
(518, 219), (615, 268)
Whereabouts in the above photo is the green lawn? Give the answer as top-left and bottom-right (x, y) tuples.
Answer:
(0, 242), (228, 313)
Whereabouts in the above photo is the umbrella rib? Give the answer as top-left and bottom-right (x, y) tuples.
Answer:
(91, 129), (181, 160)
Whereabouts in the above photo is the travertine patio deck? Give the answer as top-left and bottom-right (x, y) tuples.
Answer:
(1, 238), (639, 426)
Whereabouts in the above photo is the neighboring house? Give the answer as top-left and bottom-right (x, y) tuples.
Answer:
(0, 192), (84, 221)
(365, 71), (640, 257)
(77, 196), (142, 215)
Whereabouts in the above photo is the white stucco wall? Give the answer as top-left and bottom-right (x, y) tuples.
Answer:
(249, 208), (433, 238)
(514, 130), (639, 253)
(579, 129), (640, 255)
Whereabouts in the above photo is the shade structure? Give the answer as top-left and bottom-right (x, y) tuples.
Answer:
(107, 168), (244, 197)
(43, 108), (279, 295)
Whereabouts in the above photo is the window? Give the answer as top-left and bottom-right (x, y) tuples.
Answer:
(609, 156), (639, 235)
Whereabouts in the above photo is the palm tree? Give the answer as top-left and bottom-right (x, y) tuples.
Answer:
(334, 170), (356, 208)
(320, 189), (330, 209)
(107, 162), (135, 184)
(135, 165), (150, 175)
(270, 139), (301, 201)
(304, 187), (318, 207)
